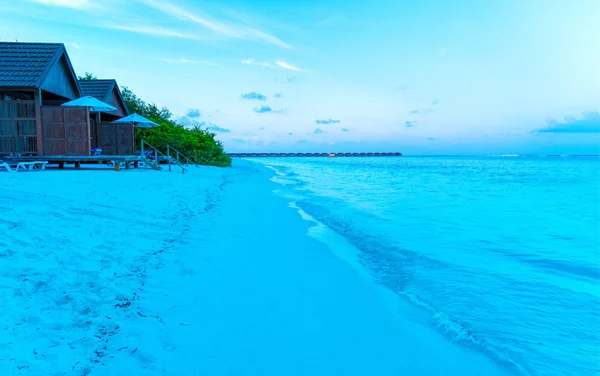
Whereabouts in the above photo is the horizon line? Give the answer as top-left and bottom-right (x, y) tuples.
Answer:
(226, 153), (599, 157)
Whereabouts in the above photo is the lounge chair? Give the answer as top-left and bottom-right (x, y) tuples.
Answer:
(0, 161), (48, 172)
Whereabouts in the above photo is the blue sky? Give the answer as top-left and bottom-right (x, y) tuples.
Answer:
(1, 0), (599, 154)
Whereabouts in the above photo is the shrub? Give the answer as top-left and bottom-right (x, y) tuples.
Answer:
(121, 87), (231, 167)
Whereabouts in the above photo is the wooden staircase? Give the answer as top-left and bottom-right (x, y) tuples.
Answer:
(140, 139), (195, 173)
(142, 157), (162, 171)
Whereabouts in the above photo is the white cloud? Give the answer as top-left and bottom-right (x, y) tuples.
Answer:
(275, 60), (305, 72)
(241, 58), (275, 68)
(104, 24), (205, 40)
(242, 58), (308, 72)
(139, 0), (292, 49)
(26, 0), (90, 9)
(159, 57), (217, 65)
(70, 42), (80, 49)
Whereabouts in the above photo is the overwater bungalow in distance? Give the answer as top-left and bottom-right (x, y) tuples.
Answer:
(228, 152), (403, 158)
(0, 42), (135, 164)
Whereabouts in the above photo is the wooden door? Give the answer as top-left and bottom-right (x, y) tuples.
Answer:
(97, 123), (133, 155)
(116, 124), (133, 155)
(97, 123), (117, 155)
(65, 108), (89, 155)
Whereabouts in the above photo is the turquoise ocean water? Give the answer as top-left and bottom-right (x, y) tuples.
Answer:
(252, 156), (600, 376)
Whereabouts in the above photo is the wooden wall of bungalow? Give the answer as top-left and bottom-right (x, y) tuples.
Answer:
(0, 100), (37, 155)
(0, 94), (90, 157)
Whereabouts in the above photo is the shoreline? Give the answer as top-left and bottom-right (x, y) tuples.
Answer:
(0, 161), (513, 375)
(278, 171), (526, 376)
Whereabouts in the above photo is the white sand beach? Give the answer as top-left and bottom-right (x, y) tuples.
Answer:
(0, 161), (512, 375)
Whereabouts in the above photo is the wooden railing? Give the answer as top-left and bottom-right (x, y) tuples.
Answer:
(140, 139), (188, 174)
(0, 135), (37, 155)
(166, 144), (197, 170)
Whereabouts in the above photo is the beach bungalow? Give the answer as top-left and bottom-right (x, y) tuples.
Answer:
(78, 79), (133, 155)
(0, 42), (91, 156)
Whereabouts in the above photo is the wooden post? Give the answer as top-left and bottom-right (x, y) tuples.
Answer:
(134, 160), (139, 168)
(168, 145), (171, 172)
(74, 161), (81, 168)
(58, 161), (64, 169)
(114, 161), (120, 171)
(131, 124), (135, 159)
(126, 161), (131, 169)
(86, 108), (91, 156)
(33, 89), (43, 156)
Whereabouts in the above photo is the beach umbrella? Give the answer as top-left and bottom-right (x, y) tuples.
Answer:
(110, 113), (160, 128)
(112, 114), (160, 161)
(62, 96), (117, 113)
(62, 96), (117, 123)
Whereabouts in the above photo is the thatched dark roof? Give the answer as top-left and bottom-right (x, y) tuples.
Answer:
(78, 79), (115, 99)
(0, 42), (68, 87)
(78, 79), (129, 116)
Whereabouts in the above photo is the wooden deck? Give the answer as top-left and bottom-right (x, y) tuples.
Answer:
(3, 155), (142, 170)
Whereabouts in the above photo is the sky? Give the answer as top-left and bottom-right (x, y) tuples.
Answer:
(0, 0), (599, 154)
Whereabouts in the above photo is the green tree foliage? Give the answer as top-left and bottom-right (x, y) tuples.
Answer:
(121, 87), (231, 167)
(78, 72), (97, 80)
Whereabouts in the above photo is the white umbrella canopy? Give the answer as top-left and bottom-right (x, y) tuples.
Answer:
(110, 113), (160, 128)
(61, 96), (117, 113)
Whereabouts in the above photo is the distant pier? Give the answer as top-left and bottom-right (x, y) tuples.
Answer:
(228, 152), (403, 158)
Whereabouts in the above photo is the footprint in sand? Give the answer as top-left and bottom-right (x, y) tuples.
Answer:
(131, 348), (157, 369)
